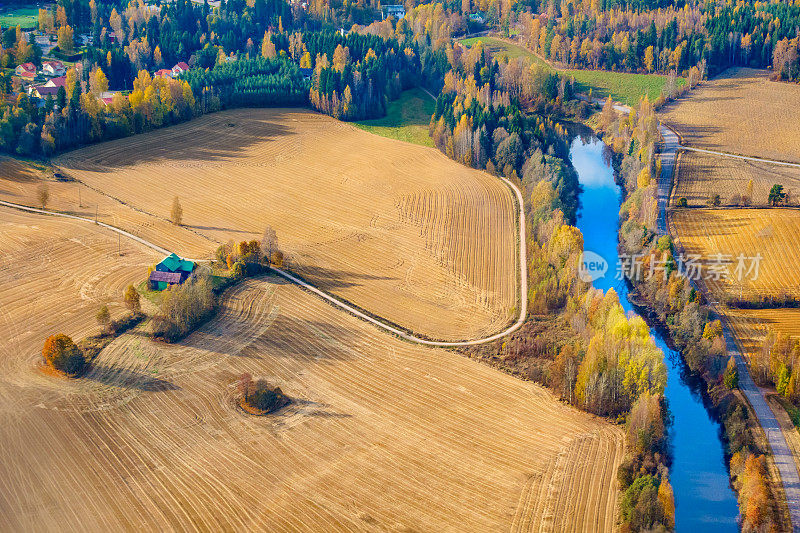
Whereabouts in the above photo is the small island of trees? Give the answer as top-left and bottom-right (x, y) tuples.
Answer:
(237, 373), (290, 415)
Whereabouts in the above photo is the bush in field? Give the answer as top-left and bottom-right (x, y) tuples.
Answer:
(238, 373), (290, 413)
(96, 304), (110, 331)
(151, 274), (215, 342)
(676, 197), (688, 207)
(170, 196), (183, 225)
(42, 333), (86, 375)
(36, 183), (49, 208)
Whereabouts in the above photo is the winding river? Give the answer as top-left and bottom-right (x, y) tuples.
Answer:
(569, 131), (740, 530)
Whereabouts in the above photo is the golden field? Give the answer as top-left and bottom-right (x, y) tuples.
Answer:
(661, 68), (800, 163)
(727, 307), (800, 361)
(0, 212), (623, 530)
(0, 117), (625, 531)
(45, 108), (518, 342)
(672, 150), (800, 207)
(669, 208), (800, 302)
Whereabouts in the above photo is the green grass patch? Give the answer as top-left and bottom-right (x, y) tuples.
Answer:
(777, 396), (800, 430)
(458, 35), (685, 106)
(354, 88), (435, 147)
(0, 6), (38, 29)
(563, 68), (686, 107)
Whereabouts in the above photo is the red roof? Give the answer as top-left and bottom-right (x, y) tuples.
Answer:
(155, 69), (172, 77)
(43, 60), (64, 69)
(174, 61), (189, 71)
(100, 97), (114, 106)
(19, 62), (35, 71)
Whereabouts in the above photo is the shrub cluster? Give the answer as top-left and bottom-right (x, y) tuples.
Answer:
(152, 274), (216, 343)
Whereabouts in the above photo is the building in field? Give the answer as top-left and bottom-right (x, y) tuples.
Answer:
(149, 253), (195, 290)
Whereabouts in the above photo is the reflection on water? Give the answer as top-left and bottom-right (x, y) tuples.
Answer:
(570, 134), (739, 531)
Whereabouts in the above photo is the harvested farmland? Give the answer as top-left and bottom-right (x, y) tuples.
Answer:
(0, 274), (624, 531)
(54, 108), (518, 342)
(660, 68), (800, 163)
(672, 150), (800, 207)
(727, 307), (800, 361)
(670, 208), (800, 302)
(0, 206), (161, 383)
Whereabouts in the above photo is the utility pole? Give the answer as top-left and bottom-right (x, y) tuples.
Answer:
(118, 233), (121, 256)
(95, 205), (98, 224)
(78, 187), (81, 207)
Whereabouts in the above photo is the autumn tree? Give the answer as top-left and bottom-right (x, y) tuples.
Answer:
(724, 357), (739, 389)
(171, 196), (183, 225)
(124, 284), (141, 313)
(36, 183), (49, 208)
(261, 31), (276, 59)
(261, 226), (278, 262)
(38, 8), (54, 33)
(57, 25), (74, 54)
(89, 66), (108, 96)
(96, 305), (111, 331)
(42, 333), (85, 375)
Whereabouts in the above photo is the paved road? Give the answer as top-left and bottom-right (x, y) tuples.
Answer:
(656, 124), (680, 234)
(657, 124), (800, 531)
(0, 172), (528, 348)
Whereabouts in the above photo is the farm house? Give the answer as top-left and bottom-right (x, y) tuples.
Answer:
(149, 253), (195, 290)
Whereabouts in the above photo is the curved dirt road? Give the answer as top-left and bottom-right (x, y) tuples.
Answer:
(657, 124), (800, 531)
(0, 172), (527, 348)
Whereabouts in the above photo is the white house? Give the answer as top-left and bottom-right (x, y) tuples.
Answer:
(171, 61), (190, 77)
(41, 60), (66, 77)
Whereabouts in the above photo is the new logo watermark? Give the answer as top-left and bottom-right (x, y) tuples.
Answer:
(579, 250), (608, 282)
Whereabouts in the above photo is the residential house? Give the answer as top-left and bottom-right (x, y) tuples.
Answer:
(155, 68), (173, 78)
(171, 61), (190, 77)
(15, 62), (36, 79)
(29, 84), (60, 99)
(41, 60), (66, 77)
(381, 4), (405, 19)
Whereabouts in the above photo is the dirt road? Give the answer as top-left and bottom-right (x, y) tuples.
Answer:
(0, 170), (528, 348)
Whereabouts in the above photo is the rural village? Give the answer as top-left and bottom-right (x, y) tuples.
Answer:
(0, 0), (799, 531)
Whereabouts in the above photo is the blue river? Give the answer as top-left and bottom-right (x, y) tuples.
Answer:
(569, 132), (740, 530)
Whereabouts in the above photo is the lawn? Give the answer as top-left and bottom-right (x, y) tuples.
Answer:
(354, 87), (435, 147)
(0, 6), (38, 29)
(459, 35), (685, 106)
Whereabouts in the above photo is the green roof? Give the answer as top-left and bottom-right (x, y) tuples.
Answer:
(158, 253), (194, 273)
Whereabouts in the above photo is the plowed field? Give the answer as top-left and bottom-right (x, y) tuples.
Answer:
(51, 109), (518, 341)
(0, 262), (624, 531)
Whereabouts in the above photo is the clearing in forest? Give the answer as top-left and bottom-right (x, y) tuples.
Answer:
(44, 108), (518, 342)
(672, 150), (800, 207)
(670, 208), (800, 303)
(459, 35), (683, 105)
(660, 68), (800, 163)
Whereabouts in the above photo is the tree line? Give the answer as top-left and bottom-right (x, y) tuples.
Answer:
(597, 94), (782, 531)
